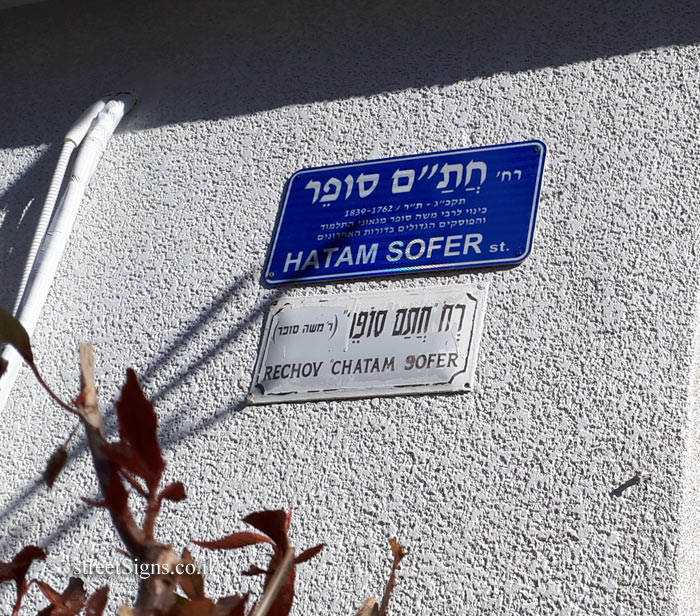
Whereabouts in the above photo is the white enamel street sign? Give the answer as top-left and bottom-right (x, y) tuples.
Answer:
(249, 284), (488, 404)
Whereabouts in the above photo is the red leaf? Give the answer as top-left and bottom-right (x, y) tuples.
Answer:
(179, 549), (205, 601)
(295, 543), (324, 565)
(243, 510), (289, 550)
(159, 482), (187, 502)
(104, 469), (130, 519)
(241, 564), (267, 577)
(194, 532), (272, 551)
(61, 577), (87, 613)
(43, 445), (69, 489)
(115, 369), (165, 491)
(6, 545), (46, 583)
(34, 580), (65, 608)
(85, 586), (109, 616)
(0, 306), (34, 366)
(101, 442), (154, 485)
(213, 594), (248, 616)
(34, 577), (86, 615)
(0, 545), (46, 616)
(178, 598), (215, 615)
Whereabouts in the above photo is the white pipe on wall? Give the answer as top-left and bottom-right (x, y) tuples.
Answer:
(0, 93), (136, 412)
(13, 98), (109, 316)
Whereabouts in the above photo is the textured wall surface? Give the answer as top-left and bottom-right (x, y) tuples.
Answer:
(1, 1), (700, 614)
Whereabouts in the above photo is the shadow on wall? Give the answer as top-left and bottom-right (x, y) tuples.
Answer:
(0, 147), (57, 312)
(0, 268), (277, 555)
(0, 0), (698, 149)
(0, 0), (691, 569)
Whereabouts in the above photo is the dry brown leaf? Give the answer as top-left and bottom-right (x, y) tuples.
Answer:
(355, 596), (378, 616)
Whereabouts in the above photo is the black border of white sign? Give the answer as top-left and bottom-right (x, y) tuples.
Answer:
(249, 284), (488, 404)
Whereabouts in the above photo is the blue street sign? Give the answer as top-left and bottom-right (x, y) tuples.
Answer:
(265, 140), (546, 285)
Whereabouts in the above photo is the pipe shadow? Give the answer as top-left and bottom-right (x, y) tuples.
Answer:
(148, 287), (282, 407)
(138, 270), (260, 393)
(0, 257), (500, 553)
(0, 269), (281, 554)
(1, 0), (694, 560)
(0, 146), (59, 312)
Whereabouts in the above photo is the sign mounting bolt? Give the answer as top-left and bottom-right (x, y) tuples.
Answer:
(268, 272), (275, 278)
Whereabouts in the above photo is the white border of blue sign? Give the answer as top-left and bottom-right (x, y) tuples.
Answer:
(265, 140), (546, 285)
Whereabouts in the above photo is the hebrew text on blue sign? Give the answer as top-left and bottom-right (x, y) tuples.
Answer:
(265, 140), (546, 285)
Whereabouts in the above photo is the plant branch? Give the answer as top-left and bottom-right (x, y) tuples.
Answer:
(77, 344), (145, 557)
(77, 343), (177, 612)
(250, 548), (296, 616)
(29, 362), (78, 416)
(120, 471), (148, 498)
(143, 491), (161, 540)
(378, 540), (407, 616)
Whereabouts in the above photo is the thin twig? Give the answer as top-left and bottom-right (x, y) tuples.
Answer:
(78, 344), (101, 430)
(77, 343), (144, 557)
(378, 540), (407, 616)
(120, 471), (148, 498)
(250, 548), (296, 616)
(29, 362), (79, 416)
(143, 492), (161, 540)
(78, 343), (177, 612)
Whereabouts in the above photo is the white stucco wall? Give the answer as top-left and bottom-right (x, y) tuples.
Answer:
(2, 1), (700, 613)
